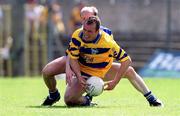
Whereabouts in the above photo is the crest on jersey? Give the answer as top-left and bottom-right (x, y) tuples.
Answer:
(91, 48), (99, 54)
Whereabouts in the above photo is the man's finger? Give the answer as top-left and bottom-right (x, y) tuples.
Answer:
(103, 83), (109, 90)
(66, 77), (68, 84)
(68, 79), (72, 86)
(80, 82), (86, 88)
(65, 75), (68, 84)
(81, 79), (88, 88)
(66, 76), (72, 86)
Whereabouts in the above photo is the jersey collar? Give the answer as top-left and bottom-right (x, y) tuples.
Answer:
(79, 31), (101, 44)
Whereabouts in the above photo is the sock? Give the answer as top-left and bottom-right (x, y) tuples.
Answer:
(144, 91), (157, 103)
(81, 96), (91, 106)
(85, 94), (93, 101)
(49, 90), (60, 100)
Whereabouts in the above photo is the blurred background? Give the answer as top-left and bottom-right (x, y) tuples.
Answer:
(0, 0), (180, 77)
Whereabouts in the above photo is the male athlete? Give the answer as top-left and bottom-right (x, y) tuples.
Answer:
(64, 16), (131, 106)
(41, 6), (163, 107)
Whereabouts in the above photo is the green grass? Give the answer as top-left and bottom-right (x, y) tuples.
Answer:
(0, 77), (180, 116)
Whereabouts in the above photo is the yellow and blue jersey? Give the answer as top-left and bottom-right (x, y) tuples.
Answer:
(100, 26), (113, 37)
(68, 28), (129, 78)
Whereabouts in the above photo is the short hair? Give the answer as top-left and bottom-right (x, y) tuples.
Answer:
(90, 6), (98, 16)
(85, 16), (100, 31)
(80, 6), (98, 16)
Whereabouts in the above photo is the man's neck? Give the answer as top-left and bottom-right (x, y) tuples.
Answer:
(82, 31), (99, 42)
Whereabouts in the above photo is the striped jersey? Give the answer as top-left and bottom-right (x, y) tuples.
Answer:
(68, 28), (129, 78)
(100, 25), (112, 37)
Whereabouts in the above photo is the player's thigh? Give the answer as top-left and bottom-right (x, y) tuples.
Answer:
(103, 62), (121, 81)
(64, 77), (85, 102)
(42, 56), (66, 76)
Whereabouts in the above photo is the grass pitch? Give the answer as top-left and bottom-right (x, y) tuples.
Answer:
(0, 77), (180, 116)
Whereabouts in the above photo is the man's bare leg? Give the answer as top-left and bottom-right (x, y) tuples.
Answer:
(104, 62), (163, 107)
(64, 77), (91, 106)
(42, 56), (66, 91)
(104, 62), (150, 94)
(41, 56), (66, 106)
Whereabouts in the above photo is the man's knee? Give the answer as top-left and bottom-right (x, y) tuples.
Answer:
(64, 86), (84, 106)
(125, 66), (135, 77)
(42, 64), (52, 78)
(64, 94), (77, 106)
(42, 57), (66, 78)
(64, 96), (73, 106)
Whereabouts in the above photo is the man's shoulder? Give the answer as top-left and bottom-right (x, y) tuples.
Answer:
(100, 30), (115, 45)
(72, 28), (83, 38)
(100, 26), (112, 36)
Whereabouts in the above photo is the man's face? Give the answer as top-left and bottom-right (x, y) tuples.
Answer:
(81, 11), (94, 24)
(83, 23), (98, 41)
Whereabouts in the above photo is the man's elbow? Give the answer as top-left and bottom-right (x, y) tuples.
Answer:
(125, 57), (132, 66)
(128, 58), (132, 66)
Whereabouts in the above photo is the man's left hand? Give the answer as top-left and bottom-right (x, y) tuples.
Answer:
(104, 80), (117, 91)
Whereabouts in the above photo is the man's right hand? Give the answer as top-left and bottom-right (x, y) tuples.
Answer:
(65, 63), (75, 86)
(77, 76), (87, 89)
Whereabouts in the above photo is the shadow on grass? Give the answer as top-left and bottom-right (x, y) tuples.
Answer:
(26, 105), (122, 109)
(26, 105), (67, 109)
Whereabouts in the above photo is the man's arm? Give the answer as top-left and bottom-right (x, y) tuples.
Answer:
(113, 58), (132, 84)
(104, 58), (132, 90)
(65, 55), (75, 86)
(104, 38), (132, 90)
(69, 58), (81, 78)
(69, 58), (86, 87)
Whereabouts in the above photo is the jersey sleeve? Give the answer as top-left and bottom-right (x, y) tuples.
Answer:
(68, 32), (81, 59)
(65, 47), (69, 56)
(111, 40), (129, 62)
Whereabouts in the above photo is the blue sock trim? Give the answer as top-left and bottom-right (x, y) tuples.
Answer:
(144, 91), (157, 103)
(49, 90), (60, 99)
(81, 96), (91, 106)
(144, 91), (151, 97)
(147, 95), (156, 103)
